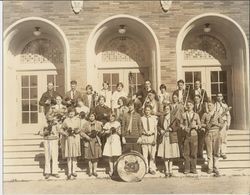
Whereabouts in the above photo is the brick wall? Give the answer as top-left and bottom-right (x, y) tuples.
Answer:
(3, 0), (249, 92)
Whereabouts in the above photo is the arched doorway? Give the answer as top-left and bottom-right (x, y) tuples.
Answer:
(86, 14), (160, 96)
(4, 17), (70, 136)
(176, 13), (249, 129)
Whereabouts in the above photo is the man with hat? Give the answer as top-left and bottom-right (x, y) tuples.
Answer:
(180, 100), (201, 174)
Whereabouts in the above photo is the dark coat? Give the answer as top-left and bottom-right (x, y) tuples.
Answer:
(63, 90), (82, 107)
(190, 89), (209, 103)
(39, 90), (61, 115)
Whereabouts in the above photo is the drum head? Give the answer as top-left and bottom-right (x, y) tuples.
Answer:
(116, 151), (147, 182)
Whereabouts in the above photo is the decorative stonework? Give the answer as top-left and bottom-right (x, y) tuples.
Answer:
(21, 38), (63, 64)
(183, 34), (227, 60)
(71, 0), (83, 14)
(101, 36), (145, 64)
(160, 0), (172, 12)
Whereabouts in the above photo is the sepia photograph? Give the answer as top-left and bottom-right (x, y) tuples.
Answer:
(2, 0), (250, 194)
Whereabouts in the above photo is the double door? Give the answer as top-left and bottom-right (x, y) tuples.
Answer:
(16, 71), (59, 131)
(183, 66), (231, 103)
(98, 68), (149, 97)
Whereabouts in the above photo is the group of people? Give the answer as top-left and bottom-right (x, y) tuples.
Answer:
(38, 79), (231, 180)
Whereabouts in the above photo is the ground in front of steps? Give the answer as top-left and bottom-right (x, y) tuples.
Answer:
(3, 176), (250, 194)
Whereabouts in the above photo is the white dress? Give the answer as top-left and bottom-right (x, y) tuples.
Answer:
(103, 121), (122, 157)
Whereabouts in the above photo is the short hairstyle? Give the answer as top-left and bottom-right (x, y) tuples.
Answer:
(98, 95), (106, 102)
(67, 107), (76, 113)
(109, 113), (116, 118)
(144, 104), (153, 110)
(70, 80), (77, 85)
(127, 100), (135, 106)
(177, 79), (184, 84)
(145, 80), (151, 83)
(47, 82), (54, 86)
(159, 84), (167, 90)
(88, 111), (96, 119)
(118, 96), (127, 106)
(103, 81), (109, 87)
(217, 92), (223, 97)
(194, 94), (201, 99)
(55, 95), (63, 100)
(187, 100), (194, 105)
(116, 82), (124, 88)
(163, 103), (171, 111)
(86, 85), (93, 91)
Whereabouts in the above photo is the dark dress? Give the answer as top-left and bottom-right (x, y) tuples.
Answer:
(81, 121), (102, 160)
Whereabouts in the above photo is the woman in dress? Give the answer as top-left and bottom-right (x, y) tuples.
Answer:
(111, 82), (127, 112)
(60, 107), (81, 180)
(157, 104), (180, 177)
(75, 98), (90, 116)
(80, 112), (102, 177)
(116, 96), (129, 123)
(102, 113), (122, 177)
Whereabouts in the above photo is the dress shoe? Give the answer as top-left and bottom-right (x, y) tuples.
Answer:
(72, 173), (77, 178)
(93, 172), (98, 177)
(214, 170), (220, 177)
(221, 155), (227, 159)
(191, 170), (197, 174)
(52, 174), (60, 178)
(164, 172), (169, 177)
(169, 173), (173, 177)
(207, 169), (213, 174)
(67, 174), (71, 180)
(149, 170), (156, 175)
(44, 174), (50, 179)
(184, 170), (190, 174)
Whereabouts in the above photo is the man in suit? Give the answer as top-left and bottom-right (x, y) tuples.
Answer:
(135, 80), (158, 106)
(193, 94), (207, 159)
(172, 79), (189, 105)
(63, 80), (82, 107)
(82, 85), (96, 110)
(39, 82), (61, 115)
(190, 81), (208, 112)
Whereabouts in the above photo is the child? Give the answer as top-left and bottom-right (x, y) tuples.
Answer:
(103, 113), (122, 177)
(180, 100), (201, 174)
(39, 114), (60, 179)
(157, 104), (180, 177)
(60, 107), (81, 179)
(81, 112), (102, 177)
(139, 105), (158, 175)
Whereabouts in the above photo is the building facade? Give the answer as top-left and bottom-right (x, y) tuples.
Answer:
(3, 1), (249, 136)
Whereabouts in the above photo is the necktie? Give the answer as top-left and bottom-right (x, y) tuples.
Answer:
(146, 117), (150, 132)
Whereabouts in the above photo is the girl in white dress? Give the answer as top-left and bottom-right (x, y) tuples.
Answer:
(102, 113), (122, 176)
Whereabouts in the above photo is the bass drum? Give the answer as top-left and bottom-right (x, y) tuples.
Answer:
(116, 150), (147, 182)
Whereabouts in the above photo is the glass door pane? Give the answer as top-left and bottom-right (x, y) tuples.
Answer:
(184, 71), (201, 90)
(21, 75), (38, 124)
(128, 70), (148, 98)
(102, 73), (120, 93)
(210, 70), (228, 102)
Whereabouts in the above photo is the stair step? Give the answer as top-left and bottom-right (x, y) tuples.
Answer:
(227, 141), (250, 147)
(4, 139), (43, 145)
(227, 130), (250, 135)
